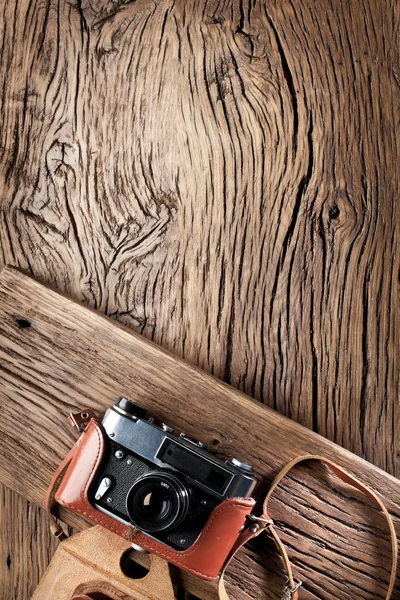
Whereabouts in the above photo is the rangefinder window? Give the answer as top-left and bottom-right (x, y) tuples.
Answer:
(206, 468), (229, 491)
(157, 440), (232, 494)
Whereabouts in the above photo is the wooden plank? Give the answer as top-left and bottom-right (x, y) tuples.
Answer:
(0, 266), (398, 600)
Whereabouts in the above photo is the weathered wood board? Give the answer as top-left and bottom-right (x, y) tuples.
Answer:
(0, 267), (398, 600)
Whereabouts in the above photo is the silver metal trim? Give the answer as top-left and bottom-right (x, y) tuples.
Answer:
(230, 457), (253, 472)
(162, 423), (174, 433)
(179, 433), (205, 448)
(94, 477), (112, 500)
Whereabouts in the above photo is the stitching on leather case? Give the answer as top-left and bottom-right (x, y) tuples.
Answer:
(81, 423), (103, 510)
(74, 581), (132, 599)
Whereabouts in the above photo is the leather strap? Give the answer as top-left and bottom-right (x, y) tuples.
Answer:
(47, 414), (398, 599)
(218, 454), (398, 600)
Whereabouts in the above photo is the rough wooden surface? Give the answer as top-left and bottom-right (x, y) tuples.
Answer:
(0, 267), (399, 600)
(0, 0), (398, 598)
(0, 486), (59, 600)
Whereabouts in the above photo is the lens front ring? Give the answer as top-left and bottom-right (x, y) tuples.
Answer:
(126, 471), (190, 533)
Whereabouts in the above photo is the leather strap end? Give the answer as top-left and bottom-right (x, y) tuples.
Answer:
(49, 521), (68, 542)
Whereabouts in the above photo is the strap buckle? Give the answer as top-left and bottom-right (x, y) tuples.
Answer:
(246, 514), (274, 533)
(54, 528), (66, 540)
(281, 580), (302, 599)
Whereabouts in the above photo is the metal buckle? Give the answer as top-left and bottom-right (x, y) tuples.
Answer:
(68, 410), (92, 432)
(246, 514), (274, 533)
(54, 528), (65, 540)
(281, 580), (302, 599)
(246, 514), (274, 525)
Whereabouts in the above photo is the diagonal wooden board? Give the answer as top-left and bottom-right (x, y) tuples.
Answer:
(0, 266), (398, 600)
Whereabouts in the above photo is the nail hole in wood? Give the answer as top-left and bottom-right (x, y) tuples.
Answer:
(16, 318), (31, 329)
(210, 438), (221, 448)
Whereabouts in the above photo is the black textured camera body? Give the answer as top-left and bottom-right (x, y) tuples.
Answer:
(90, 438), (219, 550)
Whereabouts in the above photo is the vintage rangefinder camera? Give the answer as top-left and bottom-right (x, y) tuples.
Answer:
(89, 397), (257, 551)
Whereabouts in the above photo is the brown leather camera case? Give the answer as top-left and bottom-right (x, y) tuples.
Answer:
(54, 420), (255, 581)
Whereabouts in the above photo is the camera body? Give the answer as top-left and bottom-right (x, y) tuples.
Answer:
(89, 398), (257, 551)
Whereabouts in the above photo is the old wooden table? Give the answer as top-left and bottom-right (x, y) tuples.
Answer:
(0, 0), (398, 598)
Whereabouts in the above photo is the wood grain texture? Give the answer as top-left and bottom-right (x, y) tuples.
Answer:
(0, 486), (59, 599)
(0, 267), (399, 600)
(0, 0), (398, 597)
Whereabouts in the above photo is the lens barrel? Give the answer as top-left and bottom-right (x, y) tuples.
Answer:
(126, 472), (190, 533)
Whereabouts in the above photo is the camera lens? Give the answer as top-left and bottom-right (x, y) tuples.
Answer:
(126, 472), (190, 533)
